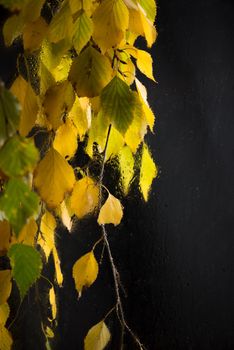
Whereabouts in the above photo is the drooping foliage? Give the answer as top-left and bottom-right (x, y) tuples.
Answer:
(0, 0), (157, 348)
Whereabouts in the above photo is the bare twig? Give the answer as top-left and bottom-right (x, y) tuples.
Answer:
(98, 124), (146, 350)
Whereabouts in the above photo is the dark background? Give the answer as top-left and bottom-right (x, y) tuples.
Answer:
(1, 0), (234, 349)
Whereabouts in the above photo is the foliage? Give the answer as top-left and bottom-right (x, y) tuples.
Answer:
(0, 0), (158, 348)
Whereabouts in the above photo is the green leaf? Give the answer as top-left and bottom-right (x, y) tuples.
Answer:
(0, 85), (20, 147)
(0, 136), (39, 177)
(72, 10), (93, 55)
(0, 178), (39, 235)
(100, 76), (136, 134)
(69, 46), (112, 98)
(139, 143), (157, 201)
(8, 243), (42, 298)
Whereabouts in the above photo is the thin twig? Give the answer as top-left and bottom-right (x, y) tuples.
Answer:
(98, 124), (146, 350)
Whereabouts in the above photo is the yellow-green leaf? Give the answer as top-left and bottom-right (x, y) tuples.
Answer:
(70, 177), (99, 219)
(0, 271), (12, 305)
(14, 218), (38, 246)
(84, 320), (111, 350)
(72, 10), (93, 55)
(53, 119), (78, 159)
(98, 193), (123, 226)
(69, 46), (112, 98)
(139, 143), (157, 201)
(0, 303), (10, 326)
(48, 2), (73, 43)
(135, 77), (155, 131)
(68, 96), (90, 140)
(118, 145), (134, 195)
(3, 14), (24, 46)
(23, 17), (48, 52)
(92, 0), (129, 52)
(33, 148), (75, 208)
(138, 0), (156, 23)
(73, 251), (98, 297)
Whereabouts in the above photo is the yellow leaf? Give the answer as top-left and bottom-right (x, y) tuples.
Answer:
(69, 0), (96, 16)
(72, 251), (98, 297)
(11, 76), (39, 136)
(45, 326), (54, 338)
(15, 218), (38, 246)
(37, 211), (56, 260)
(0, 325), (13, 350)
(136, 49), (155, 81)
(52, 55), (72, 83)
(56, 200), (73, 232)
(0, 271), (12, 305)
(22, 0), (47, 23)
(68, 97), (90, 140)
(72, 10), (93, 55)
(98, 193), (123, 226)
(0, 303), (10, 326)
(49, 286), (57, 321)
(86, 112), (109, 158)
(118, 145), (134, 195)
(33, 148), (75, 208)
(0, 220), (11, 256)
(139, 143), (157, 201)
(23, 17), (48, 52)
(53, 119), (78, 160)
(92, 0), (129, 52)
(105, 127), (125, 161)
(84, 320), (111, 350)
(138, 4), (157, 47)
(52, 247), (63, 286)
(70, 177), (99, 219)
(69, 46), (113, 98)
(43, 81), (75, 130)
(135, 78), (155, 131)
(48, 2), (73, 43)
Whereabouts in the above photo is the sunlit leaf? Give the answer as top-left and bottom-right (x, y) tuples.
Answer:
(43, 81), (75, 130)
(49, 286), (57, 321)
(69, 0), (96, 16)
(0, 220), (11, 256)
(86, 111), (109, 158)
(69, 46), (112, 98)
(0, 135), (39, 177)
(84, 320), (111, 350)
(70, 177), (99, 219)
(37, 211), (56, 261)
(139, 143), (157, 201)
(0, 178), (39, 235)
(98, 193), (123, 226)
(23, 17), (48, 52)
(118, 145), (134, 195)
(0, 270), (12, 305)
(138, 4), (157, 47)
(11, 76), (39, 136)
(73, 251), (98, 297)
(68, 96), (90, 140)
(135, 77), (155, 131)
(8, 243), (42, 298)
(92, 0), (129, 52)
(48, 2), (73, 43)
(33, 148), (75, 208)
(138, 0), (156, 23)
(52, 247), (63, 286)
(0, 85), (20, 147)
(56, 200), (73, 232)
(100, 76), (136, 134)
(72, 10), (93, 55)
(135, 49), (155, 81)
(105, 127), (125, 160)
(53, 119), (78, 159)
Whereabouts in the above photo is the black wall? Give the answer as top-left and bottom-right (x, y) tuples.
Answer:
(1, 0), (234, 349)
